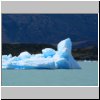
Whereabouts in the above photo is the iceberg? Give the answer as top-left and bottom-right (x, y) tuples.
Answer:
(2, 38), (80, 69)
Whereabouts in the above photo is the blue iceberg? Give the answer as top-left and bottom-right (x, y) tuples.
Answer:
(2, 38), (80, 69)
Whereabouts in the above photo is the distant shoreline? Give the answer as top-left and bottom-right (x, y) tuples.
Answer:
(2, 44), (98, 60)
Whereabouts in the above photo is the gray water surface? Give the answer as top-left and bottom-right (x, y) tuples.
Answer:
(2, 61), (98, 86)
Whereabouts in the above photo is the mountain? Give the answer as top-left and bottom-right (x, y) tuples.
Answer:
(2, 14), (98, 48)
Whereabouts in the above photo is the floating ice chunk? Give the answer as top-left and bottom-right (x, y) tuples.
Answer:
(2, 38), (80, 69)
(42, 48), (56, 58)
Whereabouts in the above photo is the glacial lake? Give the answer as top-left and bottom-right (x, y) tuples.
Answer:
(1, 61), (98, 86)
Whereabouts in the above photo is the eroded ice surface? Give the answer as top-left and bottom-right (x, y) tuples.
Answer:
(2, 38), (80, 69)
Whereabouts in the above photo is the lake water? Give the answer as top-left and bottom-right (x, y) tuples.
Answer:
(2, 61), (98, 86)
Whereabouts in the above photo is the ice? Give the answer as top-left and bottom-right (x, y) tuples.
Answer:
(2, 38), (80, 69)
(57, 38), (72, 53)
(34, 54), (44, 58)
(7, 58), (55, 69)
(42, 48), (56, 57)
(18, 51), (31, 59)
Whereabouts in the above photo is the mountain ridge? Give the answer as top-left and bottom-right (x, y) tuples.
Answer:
(2, 14), (98, 48)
